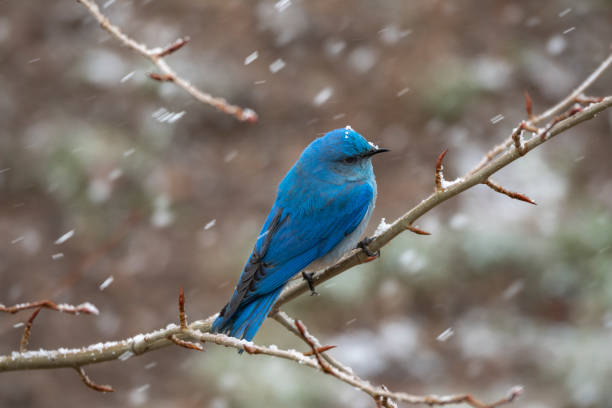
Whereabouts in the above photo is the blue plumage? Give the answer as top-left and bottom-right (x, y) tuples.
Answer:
(211, 127), (387, 341)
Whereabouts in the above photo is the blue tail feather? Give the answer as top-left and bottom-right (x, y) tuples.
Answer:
(211, 286), (284, 342)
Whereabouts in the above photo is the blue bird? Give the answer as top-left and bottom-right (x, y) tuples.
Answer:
(211, 126), (387, 341)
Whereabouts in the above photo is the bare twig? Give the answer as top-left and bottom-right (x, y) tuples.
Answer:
(75, 0), (257, 123)
(484, 180), (537, 205)
(532, 52), (612, 124)
(167, 334), (204, 352)
(183, 327), (523, 408)
(75, 366), (114, 393)
(20, 307), (42, 352)
(574, 95), (604, 105)
(468, 51), (612, 176)
(0, 300), (99, 316)
(276, 312), (520, 407)
(539, 104), (583, 141)
(295, 320), (334, 374)
(271, 311), (352, 375)
(166, 288), (204, 351)
(0, 297), (525, 406)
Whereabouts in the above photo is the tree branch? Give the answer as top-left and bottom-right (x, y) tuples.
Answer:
(273, 93), (612, 309)
(75, 0), (258, 123)
(2, 51), (611, 407)
(184, 326), (524, 408)
(1, 64), (611, 371)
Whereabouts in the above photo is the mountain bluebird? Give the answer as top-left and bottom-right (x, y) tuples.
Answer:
(211, 126), (387, 341)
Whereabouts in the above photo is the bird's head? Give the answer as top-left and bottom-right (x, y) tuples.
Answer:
(298, 126), (388, 183)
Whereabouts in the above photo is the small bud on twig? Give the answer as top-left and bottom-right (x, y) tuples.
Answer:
(75, 367), (114, 393)
(178, 287), (187, 329)
(148, 72), (174, 82)
(154, 37), (190, 58)
(406, 224), (431, 235)
(484, 179), (537, 205)
(435, 149), (448, 192)
(524, 91), (534, 120)
(20, 307), (42, 352)
(167, 334), (204, 351)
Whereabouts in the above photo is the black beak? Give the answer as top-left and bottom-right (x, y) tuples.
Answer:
(364, 148), (390, 158)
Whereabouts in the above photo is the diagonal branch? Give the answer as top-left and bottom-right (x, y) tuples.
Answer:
(531, 52), (612, 124)
(468, 51), (612, 176)
(182, 328), (524, 408)
(271, 311), (350, 375)
(75, 0), (257, 123)
(272, 95), (612, 309)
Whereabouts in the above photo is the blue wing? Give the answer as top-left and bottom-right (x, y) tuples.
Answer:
(215, 181), (374, 329)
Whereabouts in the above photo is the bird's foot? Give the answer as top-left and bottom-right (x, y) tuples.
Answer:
(302, 271), (319, 296)
(357, 237), (380, 261)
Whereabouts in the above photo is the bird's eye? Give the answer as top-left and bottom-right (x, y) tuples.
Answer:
(343, 156), (358, 164)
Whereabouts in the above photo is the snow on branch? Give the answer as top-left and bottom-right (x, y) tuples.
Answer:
(1, 51), (612, 407)
(75, 0), (258, 123)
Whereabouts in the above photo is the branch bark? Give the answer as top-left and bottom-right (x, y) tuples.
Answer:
(75, 0), (258, 122)
(2, 49), (611, 407)
(1, 95), (610, 368)
(273, 96), (612, 310)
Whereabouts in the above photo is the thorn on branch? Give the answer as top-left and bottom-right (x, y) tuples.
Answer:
(295, 320), (334, 374)
(524, 91), (534, 120)
(167, 334), (204, 351)
(435, 149), (448, 192)
(484, 180), (537, 205)
(406, 224), (431, 235)
(302, 345), (336, 356)
(178, 287), (187, 329)
(154, 37), (190, 58)
(148, 72), (174, 82)
(75, 367), (114, 393)
(20, 307), (42, 352)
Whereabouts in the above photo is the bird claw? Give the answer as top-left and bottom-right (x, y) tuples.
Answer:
(357, 237), (380, 259)
(301, 271), (319, 296)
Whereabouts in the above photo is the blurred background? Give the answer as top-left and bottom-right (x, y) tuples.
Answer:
(1, 1), (612, 407)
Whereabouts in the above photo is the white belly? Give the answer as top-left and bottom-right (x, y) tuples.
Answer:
(306, 199), (375, 272)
